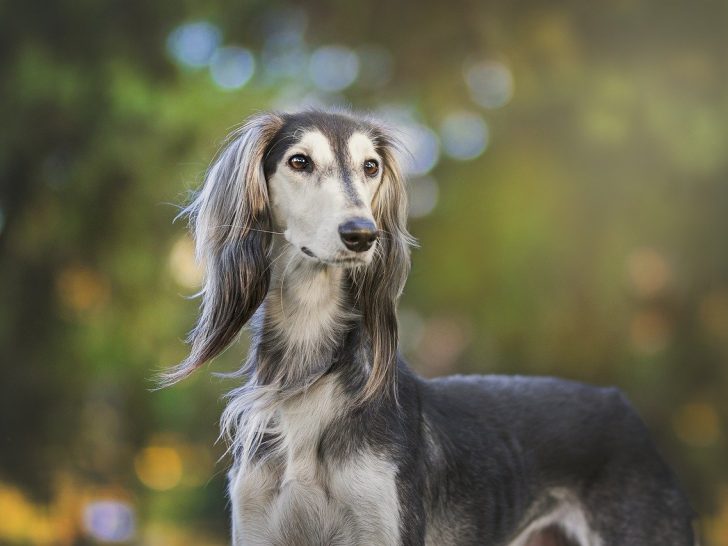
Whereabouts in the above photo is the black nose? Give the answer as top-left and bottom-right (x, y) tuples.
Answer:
(338, 218), (378, 252)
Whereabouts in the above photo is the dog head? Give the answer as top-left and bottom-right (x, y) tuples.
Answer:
(264, 111), (387, 267)
(163, 109), (412, 399)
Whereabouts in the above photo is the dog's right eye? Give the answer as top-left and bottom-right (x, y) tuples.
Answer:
(288, 154), (310, 172)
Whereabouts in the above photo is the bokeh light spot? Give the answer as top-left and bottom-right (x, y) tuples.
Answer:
(83, 500), (135, 542)
(627, 248), (671, 298)
(398, 123), (440, 176)
(309, 45), (359, 92)
(134, 446), (183, 491)
(0, 484), (36, 539)
(408, 176), (440, 218)
(465, 60), (514, 109)
(210, 47), (255, 90)
(56, 265), (110, 314)
(168, 236), (202, 290)
(440, 111), (489, 160)
(166, 21), (221, 69)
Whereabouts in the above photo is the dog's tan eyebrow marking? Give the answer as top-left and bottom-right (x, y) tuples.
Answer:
(263, 128), (335, 179)
(295, 131), (335, 164)
(347, 132), (380, 168)
(290, 128), (364, 204)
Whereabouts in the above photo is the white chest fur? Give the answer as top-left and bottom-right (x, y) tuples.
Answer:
(228, 376), (401, 546)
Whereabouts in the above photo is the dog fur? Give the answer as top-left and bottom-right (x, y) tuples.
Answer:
(166, 109), (696, 545)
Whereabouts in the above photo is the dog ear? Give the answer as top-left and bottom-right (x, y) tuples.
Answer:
(161, 113), (284, 385)
(355, 129), (415, 401)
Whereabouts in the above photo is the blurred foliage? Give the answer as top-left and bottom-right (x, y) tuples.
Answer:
(1, 0), (728, 543)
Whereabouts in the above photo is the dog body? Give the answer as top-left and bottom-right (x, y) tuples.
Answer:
(169, 110), (695, 545)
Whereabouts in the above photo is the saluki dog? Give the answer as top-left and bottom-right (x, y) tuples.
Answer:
(164, 109), (695, 545)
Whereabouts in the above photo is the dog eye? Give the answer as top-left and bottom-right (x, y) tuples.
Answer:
(288, 154), (310, 171)
(363, 159), (379, 176)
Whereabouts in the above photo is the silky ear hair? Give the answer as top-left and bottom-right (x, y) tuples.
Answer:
(159, 113), (284, 386)
(354, 129), (415, 402)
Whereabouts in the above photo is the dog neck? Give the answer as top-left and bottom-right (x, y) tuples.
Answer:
(255, 243), (358, 387)
(221, 242), (366, 463)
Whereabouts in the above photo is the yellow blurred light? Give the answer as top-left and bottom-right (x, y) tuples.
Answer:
(56, 265), (110, 313)
(134, 446), (183, 491)
(0, 483), (58, 543)
(0, 476), (138, 544)
(627, 248), (671, 298)
(673, 402), (721, 448)
(168, 235), (203, 289)
(0, 484), (35, 539)
(705, 486), (728, 546)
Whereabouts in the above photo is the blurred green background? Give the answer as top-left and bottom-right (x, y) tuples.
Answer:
(2, 0), (728, 543)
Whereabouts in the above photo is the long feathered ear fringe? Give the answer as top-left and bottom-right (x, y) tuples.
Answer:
(159, 112), (285, 386)
(352, 128), (416, 403)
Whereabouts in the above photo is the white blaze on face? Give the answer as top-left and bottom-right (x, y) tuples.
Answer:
(347, 132), (382, 205)
(267, 129), (383, 264)
(269, 130), (340, 254)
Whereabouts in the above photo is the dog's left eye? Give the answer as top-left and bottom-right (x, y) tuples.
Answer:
(288, 154), (310, 172)
(363, 159), (379, 176)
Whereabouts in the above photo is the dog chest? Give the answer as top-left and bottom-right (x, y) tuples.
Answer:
(228, 377), (401, 545)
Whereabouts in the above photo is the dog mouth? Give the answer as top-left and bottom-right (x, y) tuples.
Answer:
(299, 246), (368, 268)
(327, 257), (368, 267)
